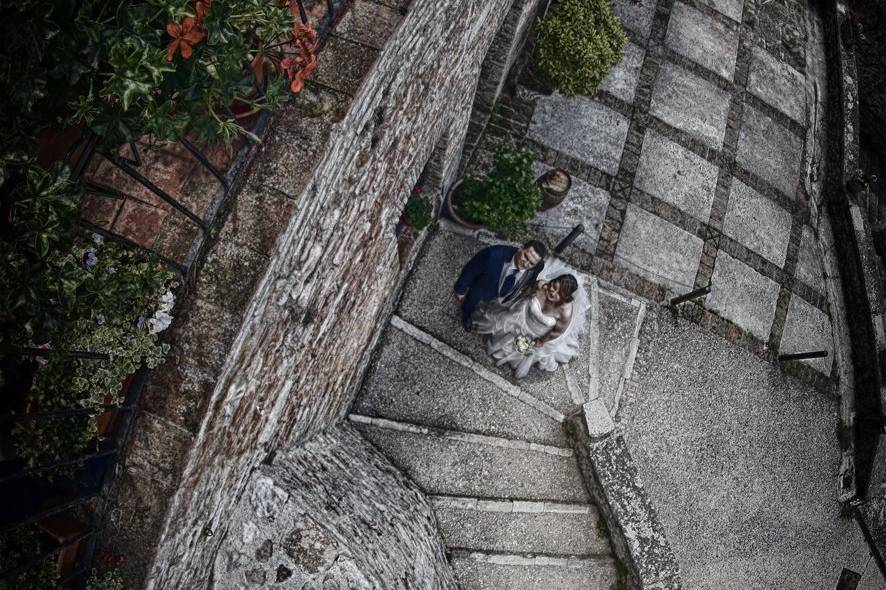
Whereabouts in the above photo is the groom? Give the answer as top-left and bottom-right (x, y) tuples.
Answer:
(453, 240), (547, 331)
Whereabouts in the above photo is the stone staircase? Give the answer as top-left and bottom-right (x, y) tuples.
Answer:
(351, 229), (646, 590)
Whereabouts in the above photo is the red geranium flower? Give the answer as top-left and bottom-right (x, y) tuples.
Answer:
(196, 0), (211, 20)
(166, 16), (207, 61)
(281, 21), (318, 93)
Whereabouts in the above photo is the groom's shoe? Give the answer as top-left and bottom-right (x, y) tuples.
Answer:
(461, 316), (474, 332)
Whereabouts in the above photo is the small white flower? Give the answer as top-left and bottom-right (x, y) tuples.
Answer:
(148, 310), (174, 334)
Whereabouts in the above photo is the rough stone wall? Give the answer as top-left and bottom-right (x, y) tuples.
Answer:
(822, 0), (886, 498)
(145, 0), (518, 586)
(213, 424), (457, 590)
(819, 0), (886, 573)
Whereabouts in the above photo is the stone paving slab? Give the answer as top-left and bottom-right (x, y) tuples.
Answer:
(528, 95), (630, 176)
(450, 556), (619, 590)
(597, 294), (642, 409)
(706, 252), (780, 341)
(779, 295), (833, 375)
(614, 205), (705, 292)
(722, 179), (792, 267)
(650, 62), (731, 150)
(355, 424), (590, 502)
(665, 2), (739, 81)
(795, 226), (826, 292)
(434, 506), (609, 556)
(563, 287), (642, 411)
(611, 0), (657, 39)
(617, 306), (867, 589)
(697, 0), (744, 21)
(736, 105), (803, 198)
(355, 328), (569, 446)
(599, 42), (646, 104)
(532, 162), (611, 255)
(634, 129), (720, 221)
(747, 46), (807, 124)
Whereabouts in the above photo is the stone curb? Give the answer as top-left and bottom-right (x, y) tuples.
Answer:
(448, 548), (616, 567)
(429, 494), (593, 514)
(348, 413), (574, 457)
(564, 414), (683, 590)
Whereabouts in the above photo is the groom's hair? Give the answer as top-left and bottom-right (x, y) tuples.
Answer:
(522, 240), (547, 260)
(554, 274), (579, 302)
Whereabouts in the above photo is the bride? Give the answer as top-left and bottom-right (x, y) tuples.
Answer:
(474, 258), (588, 379)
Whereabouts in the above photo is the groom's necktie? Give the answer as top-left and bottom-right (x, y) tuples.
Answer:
(500, 268), (519, 299)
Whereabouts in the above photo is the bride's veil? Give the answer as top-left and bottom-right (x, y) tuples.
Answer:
(535, 256), (590, 345)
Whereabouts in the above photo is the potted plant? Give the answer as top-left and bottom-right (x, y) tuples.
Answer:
(533, 0), (627, 96)
(397, 190), (432, 265)
(445, 144), (542, 237)
(537, 168), (572, 210)
(403, 192), (432, 232)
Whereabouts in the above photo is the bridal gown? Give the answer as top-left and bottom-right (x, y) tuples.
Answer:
(474, 258), (587, 379)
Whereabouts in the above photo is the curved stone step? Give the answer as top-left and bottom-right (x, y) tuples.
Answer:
(430, 495), (612, 556)
(449, 550), (619, 590)
(352, 417), (590, 503)
(355, 327), (568, 447)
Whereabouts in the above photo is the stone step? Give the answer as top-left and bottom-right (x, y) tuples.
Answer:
(352, 417), (590, 503)
(449, 550), (619, 590)
(430, 495), (612, 556)
(355, 325), (568, 446)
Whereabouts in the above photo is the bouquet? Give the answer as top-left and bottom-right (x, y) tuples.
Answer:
(515, 335), (535, 355)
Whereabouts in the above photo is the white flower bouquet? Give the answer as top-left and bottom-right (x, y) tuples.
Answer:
(515, 335), (534, 355)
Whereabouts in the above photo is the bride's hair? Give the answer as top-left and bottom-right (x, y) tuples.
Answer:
(554, 274), (579, 302)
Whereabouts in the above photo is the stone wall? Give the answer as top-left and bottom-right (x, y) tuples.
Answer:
(820, 0), (886, 575)
(143, 0), (521, 586)
(821, 0), (886, 499)
(213, 424), (456, 589)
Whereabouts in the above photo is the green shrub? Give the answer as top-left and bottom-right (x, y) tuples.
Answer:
(87, 568), (127, 590)
(534, 0), (627, 96)
(460, 144), (542, 237)
(404, 194), (432, 230)
(0, 528), (59, 590)
(0, 159), (174, 469)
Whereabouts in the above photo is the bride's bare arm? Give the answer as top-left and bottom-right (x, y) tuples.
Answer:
(537, 303), (573, 345)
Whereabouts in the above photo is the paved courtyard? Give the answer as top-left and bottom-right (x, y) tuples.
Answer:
(476, 0), (834, 387)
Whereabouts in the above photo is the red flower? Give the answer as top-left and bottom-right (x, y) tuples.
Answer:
(165, 16), (207, 61)
(292, 22), (317, 48)
(281, 21), (318, 93)
(281, 54), (317, 93)
(196, 0), (211, 20)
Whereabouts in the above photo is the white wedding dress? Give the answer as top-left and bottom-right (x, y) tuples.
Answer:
(474, 258), (589, 379)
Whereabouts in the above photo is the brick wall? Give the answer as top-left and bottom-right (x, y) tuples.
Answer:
(141, 0), (524, 586)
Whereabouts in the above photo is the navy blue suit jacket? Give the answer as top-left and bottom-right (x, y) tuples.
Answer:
(454, 245), (544, 305)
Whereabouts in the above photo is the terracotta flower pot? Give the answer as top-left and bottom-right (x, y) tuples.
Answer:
(537, 168), (572, 211)
(38, 513), (87, 579)
(444, 179), (484, 230)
